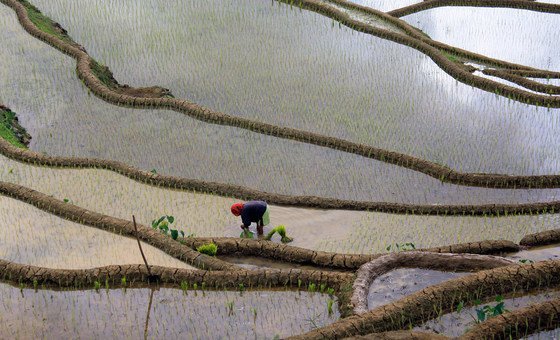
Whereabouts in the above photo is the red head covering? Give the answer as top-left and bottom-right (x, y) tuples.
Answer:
(231, 202), (244, 216)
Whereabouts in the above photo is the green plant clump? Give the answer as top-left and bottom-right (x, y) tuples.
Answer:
(90, 59), (119, 89)
(386, 242), (416, 252)
(196, 243), (218, 257)
(264, 225), (294, 243)
(152, 215), (192, 240)
(474, 295), (508, 322)
(20, 0), (74, 43)
(0, 107), (28, 148)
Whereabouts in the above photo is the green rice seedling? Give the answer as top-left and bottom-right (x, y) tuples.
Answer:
(250, 307), (257, 321)
(121, 276), (127, 286)
(326, 288), (335, 297)
(181, 281), (188, 292)
(327, 299), (334, 315)
(264, 225), (293, 243)
(456, 301), (464, 313)
(240, 229), (254, 239)
(196, 243), (218, 256)
(519, 259), (534, 264)
(308, 283), (317, 292)
(226, 301), (234, 316)
(93, 281), (101, 291)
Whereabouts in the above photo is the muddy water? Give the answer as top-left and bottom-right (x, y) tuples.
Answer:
(368, 268), (467, 310)
(416, 289), (560, 337)
(525, 328), (560, 339)
(2, 156), (560, 253)
(404, 7), (560, 70)
(5, 1), (560, 178)
(509, 245), (560, 263)
(0, 195), (193, 269)
(0, 284), (339, 339)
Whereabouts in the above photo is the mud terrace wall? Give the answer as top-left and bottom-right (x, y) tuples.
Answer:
(290, 260), (560, 339)
(387, 0), (560, 18)
(460, 297), (560, 339)
(4, 0), (560, 191)
(350, 252), (516, 314)
(0, 259), (350, 289)
(187, 238), (520, 268)
(3, 0), (560, 338)
(7, 137), (560, 216)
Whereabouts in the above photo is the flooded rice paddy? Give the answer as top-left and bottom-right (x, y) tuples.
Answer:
(1, 1), (560, 180)
(404, 7), (560, 70)
(2, 156), (560, 253)
(1, 0), (560, 338)
(0, 284), (339, 339)
(0, 195), (193, 269)
(367, 268), (467, 310)
(416, 289), (560, 337)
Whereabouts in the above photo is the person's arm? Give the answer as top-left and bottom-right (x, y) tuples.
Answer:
(241, 210), (251, 229)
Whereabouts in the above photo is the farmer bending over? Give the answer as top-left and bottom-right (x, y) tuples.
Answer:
(230, 200), (270, 236)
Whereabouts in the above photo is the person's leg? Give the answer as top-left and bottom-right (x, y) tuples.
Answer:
(257, 219), (264, 236)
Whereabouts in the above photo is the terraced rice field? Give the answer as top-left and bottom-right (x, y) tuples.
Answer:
(1, 0), (560, 338)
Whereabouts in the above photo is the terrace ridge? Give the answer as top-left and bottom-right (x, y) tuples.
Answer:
(3, 0), (560, 191)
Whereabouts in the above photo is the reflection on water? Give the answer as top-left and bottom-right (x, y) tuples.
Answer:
(368, 268), (466, 309)
(3, 0), (560, 179)
(404, 7), (560, 70)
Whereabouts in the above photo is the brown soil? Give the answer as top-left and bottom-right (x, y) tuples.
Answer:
(521, 229), (560, 247)
(0, 259), (351, 290)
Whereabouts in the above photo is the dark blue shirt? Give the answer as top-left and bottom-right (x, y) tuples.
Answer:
(241, 201), (267, 227)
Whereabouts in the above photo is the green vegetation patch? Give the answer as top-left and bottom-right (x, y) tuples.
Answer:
(196, 243), (218, 257)
(18, 0), (76, 44)
(90, 59), (119, 89)
(0, 106), (29, 148)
